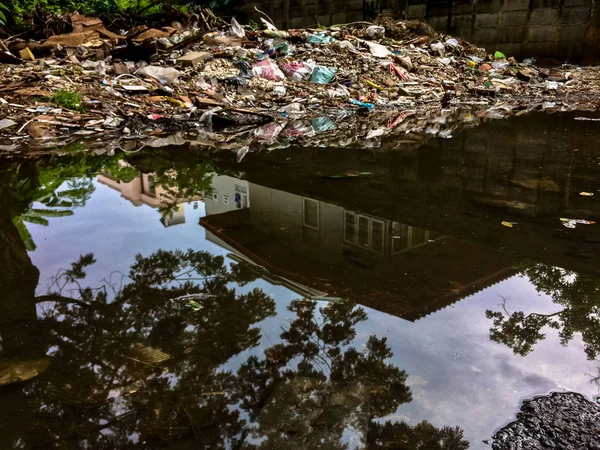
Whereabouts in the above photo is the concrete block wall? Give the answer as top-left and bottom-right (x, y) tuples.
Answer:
(236, 0), (599, 59)
(402, 0), (599, 59)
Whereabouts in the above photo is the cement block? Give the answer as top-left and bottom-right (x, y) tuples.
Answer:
(497, 26), (527, 41)
(476, 0), (504, 13)
(523, 41), (558, 56)
(451, 14), (473, 30)
(557, 39), (583, 56)
(453, 2), (474, 15)
(562, 0), (590, 6)
(318, 14), (331, 25)
(498, 10), (529, 26)
(502, 0), (531, 11)
(531, 0), (560, 7)
(496, 42), (523, 56)
(428, 15), (449, 30)
(527, 24), (559, 42)
(407, 4), (427, 18)
(560, 23), (588, 40)
(290, 17), (304, 29)
(561, 6), (591, 24)
(529, 8), (560, 25)
(331, 12), (347, 24)
(473, 28), (500, 41)
(475, 12), (499, 28)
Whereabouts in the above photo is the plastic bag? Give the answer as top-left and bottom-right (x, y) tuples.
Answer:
(136, 66), (181, 85)
(366, 41), (391, 58)
(365, 25), (385, 39)
(252, 59), (285, 81)
(282, 61), (313, 81)
(230, 17), (245, 38)
(311, 65), (338, 84)
(307, 33), (331, 44)
(312, 117), (337, 133)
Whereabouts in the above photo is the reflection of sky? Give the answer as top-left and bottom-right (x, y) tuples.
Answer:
(26, 181), (600, 450)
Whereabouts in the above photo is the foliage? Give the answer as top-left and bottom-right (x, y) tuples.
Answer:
(487, 261), (600, 360)
(0, 1), (9, 25)
(49, 90), (86, 112)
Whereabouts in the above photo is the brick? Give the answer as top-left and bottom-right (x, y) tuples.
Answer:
(527, 24), (559, 42)
(560, 6), (591, 24)
(498, 10), (529, 26)
(407, 4), (427, 18)
(475, 12), (499, 28)
(290, 17), (304, 28)
(318, 14), (331, 25)
(178, 51), (212, 66)
(502, 0), (531, 11)
(529, 7), (560, 25)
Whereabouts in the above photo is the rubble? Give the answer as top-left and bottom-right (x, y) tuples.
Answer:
(0, 11), (599, 156)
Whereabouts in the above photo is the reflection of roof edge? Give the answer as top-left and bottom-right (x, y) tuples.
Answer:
(413, 267), (518, 321)
(200, 217), (330, 298)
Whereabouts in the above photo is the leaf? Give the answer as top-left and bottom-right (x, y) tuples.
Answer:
(494, 51), (506, 59)
(501, 221), (513, 228)
(188, 300), (202, 311)
(30, 208), (74, 218)
(20, 214), (49, 227)
(12, 217), (36, 251)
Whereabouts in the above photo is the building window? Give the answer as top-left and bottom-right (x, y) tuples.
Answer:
(147, 175), (156, 196)
(212, 193), (218, 201)
(223, 195), (229, 205)
(303, 198), (319, 230)
(344, 211), (386, 254)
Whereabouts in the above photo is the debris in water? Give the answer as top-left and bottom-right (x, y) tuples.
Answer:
(579, 192), (594, 196)
(560, 218), (596, 228)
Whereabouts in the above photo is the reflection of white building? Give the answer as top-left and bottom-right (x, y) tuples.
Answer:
(97, 164), (203, 227)
(205, 175), (250, 216)
(201, 176), (515, 321)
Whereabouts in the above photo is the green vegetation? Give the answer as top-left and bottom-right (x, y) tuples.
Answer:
(49, 90), (86, 112)
(2, 0), (233, 30)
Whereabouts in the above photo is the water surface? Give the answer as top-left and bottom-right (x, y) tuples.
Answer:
(1, 112), (599, 449)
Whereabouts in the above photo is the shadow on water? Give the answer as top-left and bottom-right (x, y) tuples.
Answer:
(0, 111), (600, 448)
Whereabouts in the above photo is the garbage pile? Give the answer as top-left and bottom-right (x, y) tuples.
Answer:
(0, 10), (598, 155)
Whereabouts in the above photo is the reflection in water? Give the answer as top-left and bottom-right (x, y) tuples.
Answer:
(2, 112), (600, 449)
(0, 244), (466, 448)
(487, 261), (600, 360)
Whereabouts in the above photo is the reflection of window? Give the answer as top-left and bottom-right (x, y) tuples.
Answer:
(372, 220), (384, 252)
(345, 212), (356, 242)
(147, 175), (156, 196)
(223, 195), (229, 205)
(303, 198), (319, 230)
(212, 193), (218, 201)
(234, 184), (249, 209)
(344, 211), (386, 254)
(392, 222), (409, 253)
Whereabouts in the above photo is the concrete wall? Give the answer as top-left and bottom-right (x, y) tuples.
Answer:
(400, 0), (600, 59)
(236, 0), (600, 59)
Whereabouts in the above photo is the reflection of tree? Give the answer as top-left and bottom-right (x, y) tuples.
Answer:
(235, 300), (469, 450)
(2, 249), (276, 449)
(486, 262), (600, 359)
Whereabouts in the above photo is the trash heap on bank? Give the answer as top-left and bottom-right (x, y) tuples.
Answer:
(0, 10), (598, 155)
